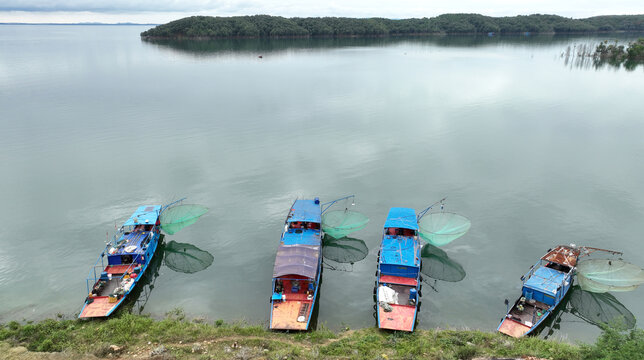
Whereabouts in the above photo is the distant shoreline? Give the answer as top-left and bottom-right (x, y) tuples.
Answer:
(140, 14), (644, 40)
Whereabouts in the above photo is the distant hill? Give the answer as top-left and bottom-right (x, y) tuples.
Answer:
(140, 14), (644, 39)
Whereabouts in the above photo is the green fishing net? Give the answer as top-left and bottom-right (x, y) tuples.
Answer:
(569, 286), (635, 329)
(577, 259), (644, 293)
(322, 236), (368, 264)
(420, 243), (466, 282)
(160, 204), (208, 235)
(418, 212), (471, 246)
(164, 240), (214, 274)
(321, 210), (369, 239)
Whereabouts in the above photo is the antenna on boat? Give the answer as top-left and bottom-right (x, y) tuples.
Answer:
(321, 194), (355, 214)
(417, 197), (447, 221)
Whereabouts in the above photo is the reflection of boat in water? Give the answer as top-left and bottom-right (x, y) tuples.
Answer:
(537, 285), (636, 339)
(80, 205), (163, 318)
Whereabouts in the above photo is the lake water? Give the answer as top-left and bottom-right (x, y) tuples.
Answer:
(1, 25), (643, 343)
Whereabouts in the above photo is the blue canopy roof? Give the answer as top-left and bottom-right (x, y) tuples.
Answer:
(380, 236), (420, 267)
(123, 205), (161, 226)
(287, 200), (321, 223)
(282, 230), (321, 246)
(384, 207), (418, 230)
(524, 266), (566, 296)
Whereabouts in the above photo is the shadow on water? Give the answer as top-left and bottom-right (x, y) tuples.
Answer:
(322, 235), (368, 272)
(141, 33), (644, 57)
(535, 285), (636, 339)
(116, 236), (214, 316)
(420, 243), (466, 284)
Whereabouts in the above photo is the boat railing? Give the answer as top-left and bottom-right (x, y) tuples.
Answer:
(521, 259), (542, 284)
(85, 254), (142, 296)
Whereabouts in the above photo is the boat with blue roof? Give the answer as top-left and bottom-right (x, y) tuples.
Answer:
(375, 207), (422, 332)
(80, 205), (163, 318)
(498, 244), (626, 337)
(79, 200), (208, 318)
(270, 195), (366, 330)
(270, 198), (324, 330)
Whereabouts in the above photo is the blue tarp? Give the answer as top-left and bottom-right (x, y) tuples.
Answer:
(123, 205), (161, 226)
(524, 266), (566, 296)
(282, 230), (321, 246)
(287, 200), (321, 223)
(380, 236), (420, 267)
(384, 207), (418, 230)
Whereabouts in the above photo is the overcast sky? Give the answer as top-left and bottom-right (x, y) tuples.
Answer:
(1, 0), (643, 24)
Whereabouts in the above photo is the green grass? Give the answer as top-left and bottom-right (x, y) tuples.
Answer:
(1, 311), (643, 359)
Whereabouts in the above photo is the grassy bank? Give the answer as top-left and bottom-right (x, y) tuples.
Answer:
(1, 310), (642, 359)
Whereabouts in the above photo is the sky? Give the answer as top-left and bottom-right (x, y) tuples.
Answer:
(1, 0), (643, 24)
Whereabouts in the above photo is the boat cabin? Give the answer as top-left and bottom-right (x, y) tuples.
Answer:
(379, 208), (421, 279)
(521, 246), (578, 307)
(107, 206), (161, 267)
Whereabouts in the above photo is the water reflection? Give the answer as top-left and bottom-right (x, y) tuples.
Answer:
(164, 240), (215, 274)
(536, 286), (636, 339)
(141, 34), (630, 56)
(322, 235), (369, 264)
(420, 243), (466, 283)
(561, 42), (644, 71)
(119, 236), (214, 315)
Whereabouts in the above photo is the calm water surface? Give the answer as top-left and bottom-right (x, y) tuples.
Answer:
(1, 25), (643, 343)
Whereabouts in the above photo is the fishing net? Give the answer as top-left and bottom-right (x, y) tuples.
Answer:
(418, 212), (471, 246)
(569, 286), (636, 329)
(576, 259), (644, 293)
(160, 204), (208, 235)
(321, 210), (369, 239)
(164, 240), (214, 274)
(322, 236), (368, 264)
(420, 243), (466, 282)
(577, 273), (641, 293)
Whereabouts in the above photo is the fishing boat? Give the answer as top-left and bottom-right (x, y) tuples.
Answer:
(79, 205), (163, 318)
(375, 207), (422, 332)
(497, 245), (579, 337)
(79, 200), (208, 318)
(497, 245), (632, 337)
(270, 195), (368, 330)
(270, 198), (324, 330)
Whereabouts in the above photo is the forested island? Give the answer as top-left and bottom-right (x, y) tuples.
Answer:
(140, 14), (644, 39)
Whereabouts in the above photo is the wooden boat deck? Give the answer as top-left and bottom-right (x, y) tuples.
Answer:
(378, 304), (416, 331)
(498, 317), (531, 338)
(79, 296), (119, 318)
(380, 275), (418, 286)
(271, 300), (312, 330)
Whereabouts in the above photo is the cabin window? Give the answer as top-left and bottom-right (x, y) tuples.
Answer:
(121, 255), (134, 264)
(545, 262), (571, 273)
